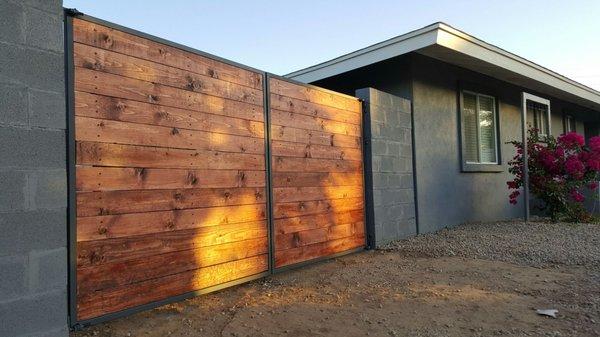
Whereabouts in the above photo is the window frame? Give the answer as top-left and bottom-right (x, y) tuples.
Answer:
(458, 84), (503, 173)
(563, 113), (576, 133)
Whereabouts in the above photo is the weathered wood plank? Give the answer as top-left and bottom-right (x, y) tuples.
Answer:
(75, 116), (264, 154)
(77, 203), (267, 242)
(275, 222), (361, 250)
(76, 142), (265, 170)
(271, 125), (361, 149)
(74, 43), (263, 105)
(274, 210), (364, 235)
(270, 93), (361, 125)
(77, 254), (268, 320)
(74, 67), (263, 121)
(72, 18), (262, 89)
(271, 140), (362, 161)
(272, 172), (363, 188)
(273, 186), (363, 203)
(272, 156), (362, 173)
(270, 109), (361, 137)
(274, 235), (364, 268)
(77, 237), (268, 294)
(77, 221), (268, 267)
(77, 187), (265, 217)
(273, 197), (364, 219)
(76, 167), (265, 192)
(75, 92), (265, 135)
(269, 78), (361, 113)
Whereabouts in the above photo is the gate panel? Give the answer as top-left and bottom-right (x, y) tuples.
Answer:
(72, 18), (268, 321)
(269, 77), (366, 268)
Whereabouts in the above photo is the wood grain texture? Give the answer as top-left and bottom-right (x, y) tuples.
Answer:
(269, 77), (365, 268)
(76, 167), (265, 192)
(72, 18), (262, 89)
(73, 18), (269, 321)
(77, 254), (268, 320)
(269, 78), (361, 113)
(75, 92), (265, 136)
(73, 43), (263, 105)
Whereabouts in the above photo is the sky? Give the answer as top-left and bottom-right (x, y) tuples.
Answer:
(64, 0), (600, 91)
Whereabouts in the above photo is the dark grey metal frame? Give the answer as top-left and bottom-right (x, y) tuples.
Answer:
(360, 98), (376, 249)
(64, 9), (366, 330)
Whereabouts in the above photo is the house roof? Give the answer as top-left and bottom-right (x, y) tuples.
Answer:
(286, 22), (600, 111)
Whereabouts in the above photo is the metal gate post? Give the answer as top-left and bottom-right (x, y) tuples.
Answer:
(262, 73), (275, 273)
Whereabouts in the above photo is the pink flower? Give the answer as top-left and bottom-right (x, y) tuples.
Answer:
(589, 136), (600, 152)
(558, 132), (585, 149)
(589, 182), (599, 190)
(570, 190), (585, 203)
(565, 156), (585, 179)
(506, 181), (518, 189)
(554, 146), (565, 157)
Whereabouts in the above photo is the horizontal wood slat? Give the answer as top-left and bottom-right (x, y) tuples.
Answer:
(76, 141), (265, 170)
(269, 78), (361, 113)
(77, 254), (268, 320)
(73, 17), (269, 321)
(75, 92), (265, 136)
(77, 187), (265, 217)
(269, 77), (365, 268)
(75, 67), (263, 122)
(73, 43), (263, 105)
(72, 18), (262, 89)
(77, 204), (267, 242)
(270, 93), (361, 125)
(76, 167), (265, 192)
(77, 237), (268, 295)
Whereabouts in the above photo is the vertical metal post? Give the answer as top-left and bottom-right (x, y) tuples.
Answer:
(521, 93), (530, 221)
(63, 9), (79, 328)
(359, 96), (376, 249)
(262, 73), (275, 272)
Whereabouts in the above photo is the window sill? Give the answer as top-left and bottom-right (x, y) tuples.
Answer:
(461, 163), (504, 173)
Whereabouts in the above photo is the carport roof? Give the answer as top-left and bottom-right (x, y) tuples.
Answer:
(286, 22), (600, 111)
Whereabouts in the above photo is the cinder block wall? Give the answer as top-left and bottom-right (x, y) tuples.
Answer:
(0, 1), (68, 336)
(356, 88), (417, 247)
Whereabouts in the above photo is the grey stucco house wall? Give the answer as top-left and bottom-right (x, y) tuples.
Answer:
(288, 23), (600, 237)
(0, 0), (69, 336)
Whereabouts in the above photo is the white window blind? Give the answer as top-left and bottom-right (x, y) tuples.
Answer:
(462, 91), (498, 164)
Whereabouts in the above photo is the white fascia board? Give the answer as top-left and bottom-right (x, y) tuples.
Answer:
(434, 24), (600, 106)
(286, 25), (440, 83)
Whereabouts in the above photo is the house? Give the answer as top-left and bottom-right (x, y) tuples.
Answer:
(287, 22), (600, 239)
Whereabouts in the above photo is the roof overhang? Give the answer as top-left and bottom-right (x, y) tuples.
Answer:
(286, 23), (600, 111)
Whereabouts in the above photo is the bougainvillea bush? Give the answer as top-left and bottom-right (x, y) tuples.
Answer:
(507, 130), (600, 222)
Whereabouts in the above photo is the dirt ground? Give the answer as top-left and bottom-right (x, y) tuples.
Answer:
(72, 221), (600, 337)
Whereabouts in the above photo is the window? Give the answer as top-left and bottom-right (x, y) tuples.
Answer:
(564, 115), (576, 133)
(461, 91), (499, 164)
(528, 101), (550, 137)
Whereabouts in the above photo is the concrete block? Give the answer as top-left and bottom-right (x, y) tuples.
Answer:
(28, 247), (67, 293)
(22, 326), (69, 337)
(29, 89), (65, 129)
(0, 170), (27, 211)
(27, 169), (67, 209)
(398, 112), (411, 127)
(399, 174), (414, 188)
(0, 255), (26, 300)
(0, 289), (68, 337)
(371, 139), (388, 155)
(0, 214), (22, 257)
(24, 7), (63, 52)
(20, 209), (66, 252)
(0, 42), (64, 92)
(20, 0), (63, 14)
(0, 1), (26, 44)
(0, 82), (28, 126)
(0, 127), (65, 168)
(386, 141), (400, 156)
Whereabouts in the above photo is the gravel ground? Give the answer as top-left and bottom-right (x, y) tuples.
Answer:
(384, 220), (600, 269)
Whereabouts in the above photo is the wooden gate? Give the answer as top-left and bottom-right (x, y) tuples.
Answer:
(67, 13), (364, 326)
(268, 78), (366, 268)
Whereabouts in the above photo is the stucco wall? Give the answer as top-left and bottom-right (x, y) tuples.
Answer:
(0, 1), (68, 336)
